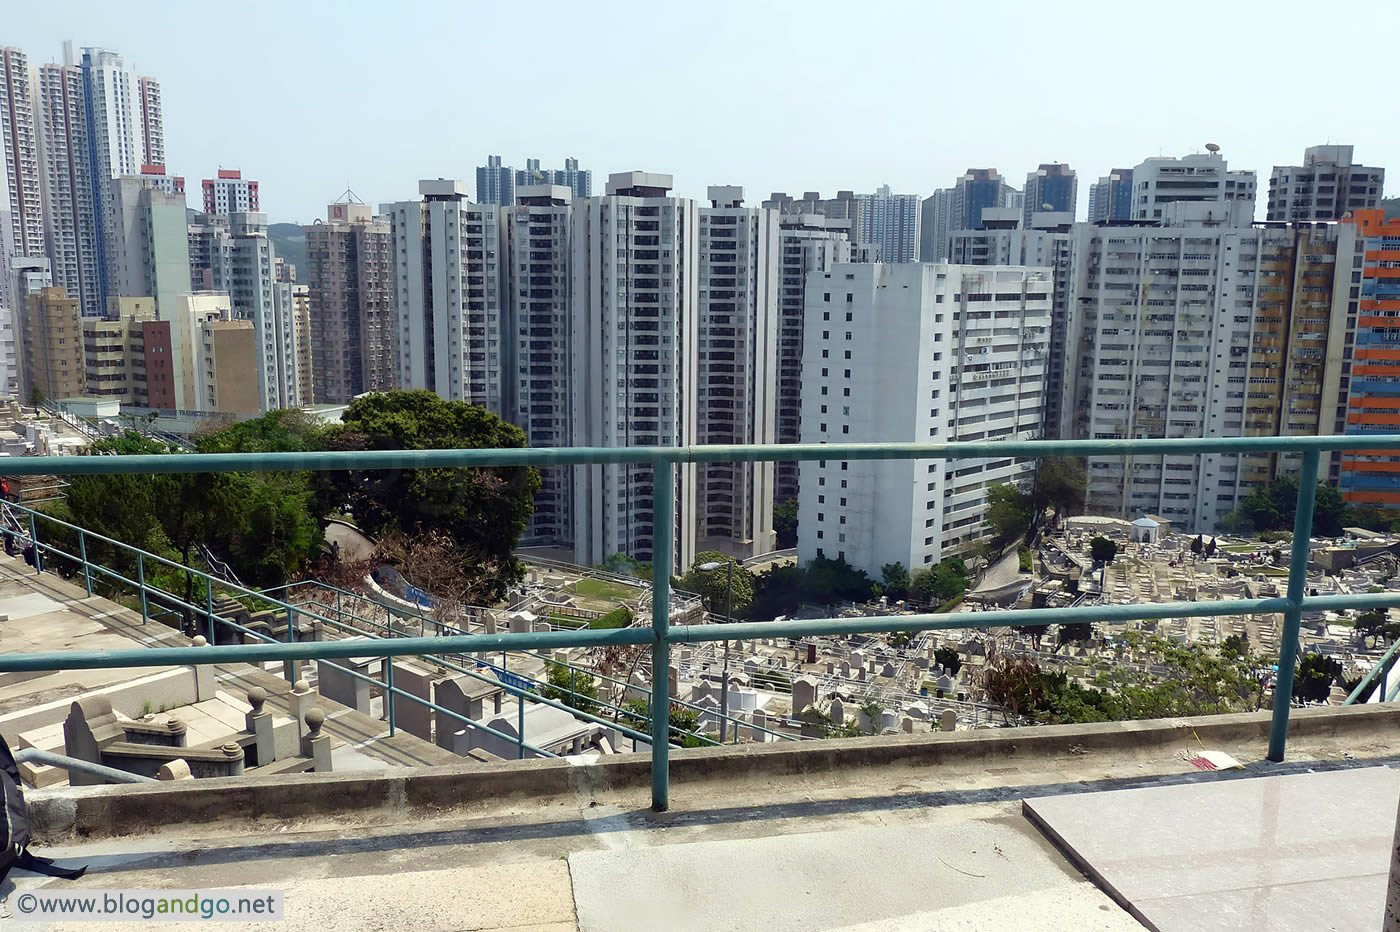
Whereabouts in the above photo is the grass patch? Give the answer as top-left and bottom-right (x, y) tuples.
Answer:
(575, 577), (641, 601)
(587, 606), (634, 629)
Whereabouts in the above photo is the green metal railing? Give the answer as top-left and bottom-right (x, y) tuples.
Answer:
(1, 436), (1399, 811)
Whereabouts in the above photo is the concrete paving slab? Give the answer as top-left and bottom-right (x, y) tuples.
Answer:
(569, 818), (1124, 932)
(1023, 765), (1398, 931)
(831, 885), (1144, 931)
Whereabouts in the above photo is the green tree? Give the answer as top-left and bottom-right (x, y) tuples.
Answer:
(679, 551), (755, 619)
(1239, 477), (1347, 537)
(985, 482), (1032, 550)
(622, 700), (707, 746)
(322, 391), (541, 604)
(911, 557), (969, 605)
(1089, 536), (1117, 565)
(541, 662), (600, 715)
(933, 646), (962, 676)
(1032, 457), (1086, 516)
(773, 497), (798, 548)
(751, 563), (804, 620)
(880, 562), (911, 600)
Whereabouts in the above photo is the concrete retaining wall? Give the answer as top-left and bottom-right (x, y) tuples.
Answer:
(27, 703), (1400, 841)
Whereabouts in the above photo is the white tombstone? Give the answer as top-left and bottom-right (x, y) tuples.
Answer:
(880, 710), (897, 732)
(792, 676), (818, 715)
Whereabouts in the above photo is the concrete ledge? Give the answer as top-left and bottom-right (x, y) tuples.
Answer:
(27, 704), (1400, 841)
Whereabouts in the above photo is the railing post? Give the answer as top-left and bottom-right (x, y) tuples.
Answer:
(285, 604), (297, 684)
(517, 683), (526, 760)
(385, 658), (396, 737)
(650, 459), (674, 811)
(27, 512), (39, 574)
(136, 552), (148, 625)
(78, 529), (91, 596)
(1268, 448), (1320, 762)
(206, 579), (215, 644)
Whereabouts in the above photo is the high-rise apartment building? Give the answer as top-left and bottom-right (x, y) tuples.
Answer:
(384, 180), (506, 410)
(854, 185), (920, 263)
(108, 172), (191, 320)
(506, 184), (574, 546)
(796, 263), (1051, 576)
(199, 317), (260, 417)
(75, 44), (165, 309)
(34, 61), (101, 316)
(137, 76), (162, 168)
(18, 286), (84, 402)
(1267, 145), (1384, 222)
(82, 296), (169, 404)
(569, 172), (699, 567)
(1067, 219), (1356, 530)
(695, 187), (779, 557)
(304, 200), (396, 404)
(1023, 163), (1077, 227)
(775, 213), (857, 501)
(187, 211), (292, 411)
(921, 171), (1025, 262)
(0, 48), (45, 260)
(919, 189), (953, 263)
(476, 156), (592, 206)
(2, 256), (51, 397)
(1129, 152), (1256, 223)
(1338, 210), (1400, 508)
(274, 260), (314, 408)
(949, 211), (1074, 438)
(202, 169), (258, 215)
(169, 293), (228, 411)
(516, 158), (591, 199)
(762, 191), (868, 234)
(1087, 169), (1134, 223)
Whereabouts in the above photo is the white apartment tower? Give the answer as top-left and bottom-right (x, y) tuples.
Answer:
(0, 48), (44, 260)
(385, 180), (506, 411)
(1266, 145), (1384, 222)
(696, 186), (779, 557)
(775, 213), (856, 502)
(569, 172), (699, 568)
(949, 211), (1074, 438)
(506, 184), (574, 546)
(796, 263), (1051, 576)
(1129, 152), (1256, 224)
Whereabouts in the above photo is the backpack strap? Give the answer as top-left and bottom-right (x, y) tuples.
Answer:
(17, 851), (87, 880)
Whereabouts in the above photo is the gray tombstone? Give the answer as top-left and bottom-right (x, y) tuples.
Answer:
(317, 657), (373, 717)
(839, 661), (851, 678)
(829, 697), (845, 725)
(389, 659), (435, 741)
(940, 709), (958, 732)
(901, 716), (914, 734)
(880, 710), (897, 733)
(881, 662), (897, 678)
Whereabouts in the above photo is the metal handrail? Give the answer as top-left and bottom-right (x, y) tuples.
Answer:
(0, 436), (1397, 811)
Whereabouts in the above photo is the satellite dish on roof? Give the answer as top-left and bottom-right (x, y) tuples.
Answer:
(1205, 143), (1221, 153)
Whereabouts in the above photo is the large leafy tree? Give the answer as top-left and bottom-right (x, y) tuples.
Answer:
(323, 391), (540, 604)
(1032, 457), (1086, 516)
(678, 551), (755, 619)
(985, 482), (1032, 549)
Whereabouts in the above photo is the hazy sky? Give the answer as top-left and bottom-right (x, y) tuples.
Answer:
(11, 0), (1398, 224)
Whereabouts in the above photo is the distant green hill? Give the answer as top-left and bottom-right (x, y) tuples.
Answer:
(269, 222), (308, 280)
